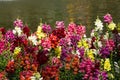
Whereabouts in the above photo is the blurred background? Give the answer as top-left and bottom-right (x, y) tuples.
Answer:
(0, 0), (120, 34)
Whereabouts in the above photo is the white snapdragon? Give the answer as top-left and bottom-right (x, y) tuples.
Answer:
(28, 35), (38, 45)
(13, 27), (22, 36)
(97, 41), (102, 48)
(95, 18), (103, 31)
(13, 29), (16, 34)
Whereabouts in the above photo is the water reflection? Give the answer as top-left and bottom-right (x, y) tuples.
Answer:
(0, 0), (120, 35)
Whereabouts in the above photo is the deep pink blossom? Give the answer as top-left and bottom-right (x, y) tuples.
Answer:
(104, 13), (112, 24)
(100, 46), (110, 58)
(67, 22), (76, 33)
(76, 25), (86, 37)
(5, 30), (15, 42)
(79, 58), (100, 80)
(106, 39), (115, 51)
(13, 19), (23, 28)
(42, 24), (51, 33)
(41, 38), (51, 50)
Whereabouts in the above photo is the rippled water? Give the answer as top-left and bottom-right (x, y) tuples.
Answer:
(0, 0), (120, 34)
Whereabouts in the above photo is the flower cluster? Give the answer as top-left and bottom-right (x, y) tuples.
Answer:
(79, 58), (100, 80)
(0, 14), (120, 80)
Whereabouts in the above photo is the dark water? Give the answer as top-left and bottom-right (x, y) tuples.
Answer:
(0, 0), (120, 34)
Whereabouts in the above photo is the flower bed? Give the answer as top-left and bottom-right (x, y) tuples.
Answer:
(0, 14), (120, 80)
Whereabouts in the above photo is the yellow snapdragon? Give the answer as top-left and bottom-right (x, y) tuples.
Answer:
(55, 46), (61, 58)
(87, 49), (94, 61)
(14, 47), (21, 55)
(104, 58), (111, 71)
(36, 26), (46, 39)
(78, 39), (89, 49)
(108, 22), (116, 30)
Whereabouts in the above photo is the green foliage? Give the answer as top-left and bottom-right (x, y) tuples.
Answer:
(59, 68), (83, 80)
(0, 50), (12, 72)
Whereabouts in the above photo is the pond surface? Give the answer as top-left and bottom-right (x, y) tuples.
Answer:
(0, 0), (120, 34)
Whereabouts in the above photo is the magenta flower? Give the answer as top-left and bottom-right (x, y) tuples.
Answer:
(42, 24), (51, 33)
(59, 38), (70, 47)
(79, 58), (100, 80)
(13, 19), (23, 28)
(67, 22), (76, 34)
(101, 71), (108, 80)
(70, 35), (80, 48)
(76, 25), (86, 37)
(5, 30), (15, 41)
(106, 39), (115, 51)
(100, 46), (110, 58)
(41, 38), (51, 50)
(56, 21), (65, 28)
(104, 13), (112, 24)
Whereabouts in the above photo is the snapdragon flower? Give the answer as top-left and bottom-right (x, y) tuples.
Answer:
(100, 46), (110, 58)
(108, 22), (116, 30)
(77, 39), (89, 49)
(14, 47), (21, 56)
(104, 13), (112, 24)
(56, 21), (65, 28)
(42, 24), (51, 33)
(28, 35), (38, 45)
(13, 27), (22, 36)
(86, 49), (95, 61)
(36, 26), (46, 39)
(55, 46), (61, 58)
(13, 18), (23, 28)
(95, 17), (103, 31)
(5, 30), (15, 41)
(41, 38), (51, 50)
(104, 58), (111, 71)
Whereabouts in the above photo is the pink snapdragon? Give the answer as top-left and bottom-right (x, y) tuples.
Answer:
(56, 21), (65, 28)
(67, 22), (76, 34)
(106, 39), (115, 51)
(104, 13), (112, 24)
(41, 38), (51, 50)
(76, 25), (86, 37)
(42, 24), (51, 33)
(13, 19), (23, 28)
